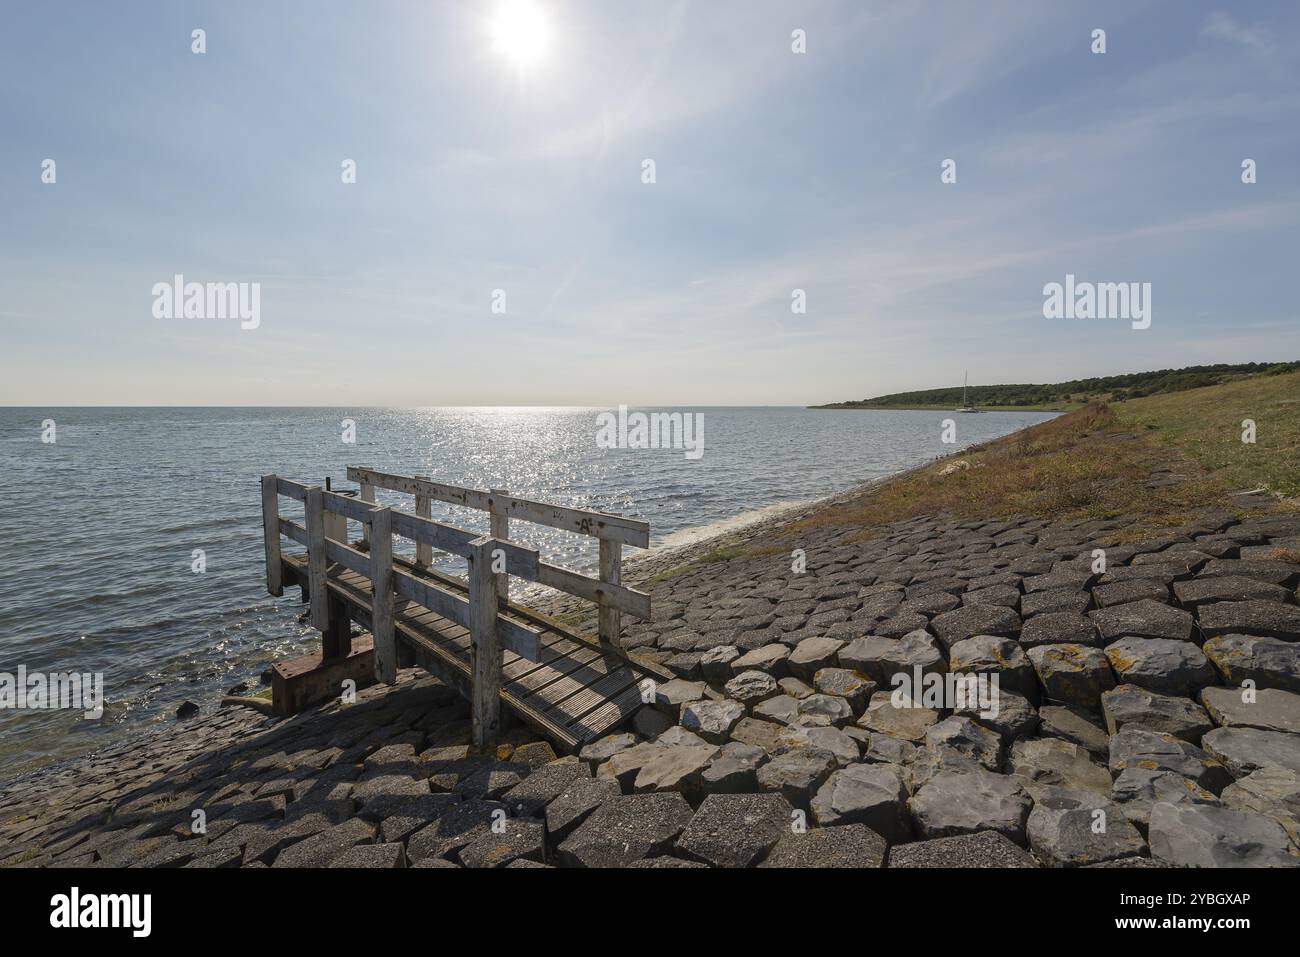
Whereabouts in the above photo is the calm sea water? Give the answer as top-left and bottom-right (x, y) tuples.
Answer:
(0, 406), (1054, 777)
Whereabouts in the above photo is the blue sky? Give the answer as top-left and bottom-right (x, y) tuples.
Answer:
(2, 0), (1298, 405)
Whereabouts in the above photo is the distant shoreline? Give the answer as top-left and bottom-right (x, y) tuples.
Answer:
(809, 403), (1076, 412)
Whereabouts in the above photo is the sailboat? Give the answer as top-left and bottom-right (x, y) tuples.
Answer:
(955, 371), (982, 413)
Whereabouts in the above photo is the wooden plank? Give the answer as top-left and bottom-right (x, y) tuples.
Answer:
(598, 538), (623, 646)
(348, 466), (490, 510)
(389, 511), (539, 581)
(504, 642), (597, 696)
(299, 546), (541, 661)
(324, 511), (347, 546)
(323, 488), (376, 525)
(346, 466), (650, 547)
(393, 568), (470, 629)
(490, 538), (539, 586)
(489, 489), (509, 597)
(537, 560), (650, 619)
(360, 482), (375, 545)
(468, 536), (501, 752)
(552, 670), (639, 726)
(276, 477), (308, 502)
(389, 566), (538, 660)
(260, 475), (283, 597)
(304, 486), (330, 633)
(391, 510), (475, 559)
(279, 517), (307, 546)
(566, 681), (647, 743)
(415, 492), (433, 566)
(497, 615), (541, 662)
(324, 538), (371, 577)
(370, 508), (396, 685)
(497, 494), (650, 549)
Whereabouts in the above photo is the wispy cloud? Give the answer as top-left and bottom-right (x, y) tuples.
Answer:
(1202, 11), (1272, 52)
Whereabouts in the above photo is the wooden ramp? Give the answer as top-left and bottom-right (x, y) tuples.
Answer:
(262, 469), (664, 754)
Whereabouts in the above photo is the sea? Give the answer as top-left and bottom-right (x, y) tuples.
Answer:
(0, 405), (1055, 777)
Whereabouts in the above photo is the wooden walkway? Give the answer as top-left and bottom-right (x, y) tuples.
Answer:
(279, 552), (657, 751)
(261, 469), (664, 753)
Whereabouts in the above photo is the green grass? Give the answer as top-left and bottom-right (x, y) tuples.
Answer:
(787, 370), (1300, 543)
(1114, 370), (1300, 498)
(650, 565), (693, 582)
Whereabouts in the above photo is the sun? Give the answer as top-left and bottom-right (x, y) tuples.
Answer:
(489, 0), (553, 70)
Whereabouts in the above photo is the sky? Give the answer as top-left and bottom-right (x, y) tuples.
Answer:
(1, 0), (1298, 406)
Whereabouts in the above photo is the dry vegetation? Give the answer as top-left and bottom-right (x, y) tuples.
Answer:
(781, 370), (1300, 547)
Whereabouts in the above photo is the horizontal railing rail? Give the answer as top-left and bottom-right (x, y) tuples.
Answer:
(346, 465), (650, 548)
(259, 469), (653, 751)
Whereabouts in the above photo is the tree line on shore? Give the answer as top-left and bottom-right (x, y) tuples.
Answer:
(815, 361), (1300, 409)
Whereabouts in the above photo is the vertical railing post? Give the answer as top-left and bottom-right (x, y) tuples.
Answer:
(598, 537), (622, 648)
(468, 535), (501, 752)
(359, 482), (375, 546)
(489, 489), (509, 600)
(305, 485), (331, 633)
(260, 475), (283, 597)
(370, 507), (396, 685)
(415, 488), (432, 567)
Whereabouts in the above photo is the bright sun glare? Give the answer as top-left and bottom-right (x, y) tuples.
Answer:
(489, 0), (553, 70)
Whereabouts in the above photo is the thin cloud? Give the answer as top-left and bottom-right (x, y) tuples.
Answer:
(1202, 11), (1272, 53)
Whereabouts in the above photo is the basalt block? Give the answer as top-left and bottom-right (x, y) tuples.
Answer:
(844, 632), (947, 689)
(907, 770), (1033, 845)
(1101, 684), (1213, 743)
(1148, 802), (1300, 867)
(759, 823), (887, 868)
(1107, 727), (1232, 793)
(809, 762), (910, 841)
(557, 793), (694, 868)
(1026, 786), (1146, 868)
(1198, 601), (1300, 642)
(1103, 636), (1216, 698)
(948, 634), (1037, 698)
(887, 830), (1039, 868)
(1203, 634), (1300, 693)
(1200, 686), (1300, 735)
(675, 793), (794, 868)
(1201, 726), (1300, 778)
(1089, 599), (1197, 644)
(1027, 643), (1115, 711)
(859, 691), (942, 743)
(787, 636), (845, 682)
(1008, 737), (1111, 799)
(931, 604), (1021, 650)
(1019, 613), (1104, 649)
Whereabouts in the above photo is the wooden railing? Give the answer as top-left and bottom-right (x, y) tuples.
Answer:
(259, 468), (652, 748)
(346, 466), (651, 643)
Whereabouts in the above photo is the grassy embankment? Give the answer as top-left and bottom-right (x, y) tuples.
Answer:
(665, 371), (1300, 575)
(812, 362), (1299, 412)
(825, 400), (1086, 412)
